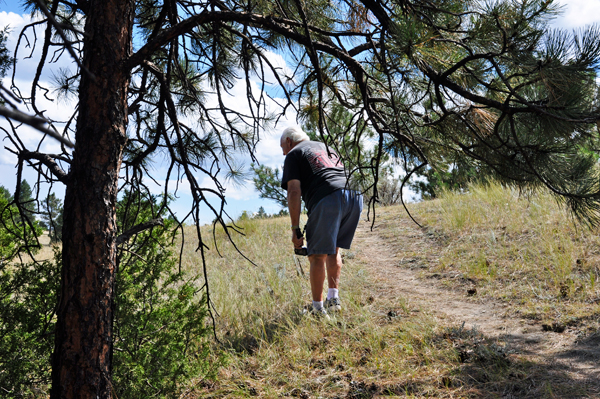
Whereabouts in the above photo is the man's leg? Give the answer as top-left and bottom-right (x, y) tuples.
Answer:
(325, 248), (342, 311)
(326, 248), (341, 289)
(309, 254), (327, 302)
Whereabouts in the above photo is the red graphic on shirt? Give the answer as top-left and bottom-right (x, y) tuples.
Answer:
(306, 149), (343, 173)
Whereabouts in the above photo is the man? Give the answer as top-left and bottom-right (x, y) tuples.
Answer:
(280, 126), (363, 317)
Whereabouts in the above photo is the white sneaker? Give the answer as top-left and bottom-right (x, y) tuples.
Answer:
(325, 297), (341, 311)
(309, 307), (330, 320)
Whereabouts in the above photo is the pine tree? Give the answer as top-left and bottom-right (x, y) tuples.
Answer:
(40, 193), (63, 243)
(256, 206), (268, 218)
(0, 27), (11, 87)
(16, 180), (36, 223)
(3, 1), (600, 397)
(251, 164), (288, 208)
(0, 186), (12, 202)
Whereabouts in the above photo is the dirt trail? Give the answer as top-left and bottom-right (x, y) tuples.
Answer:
(353, 216), (600, 394)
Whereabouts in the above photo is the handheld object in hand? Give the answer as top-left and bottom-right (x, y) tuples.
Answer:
(294, 247), (308, 256)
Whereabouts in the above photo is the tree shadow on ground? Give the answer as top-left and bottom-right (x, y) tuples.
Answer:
(438, 326), (600, 398)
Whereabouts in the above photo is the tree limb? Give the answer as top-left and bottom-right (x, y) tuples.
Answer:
(0, 106), (75, 148)
(116, 218), (164, 245)
(19, 149), (69, 183)
(31, 0), (94, 79)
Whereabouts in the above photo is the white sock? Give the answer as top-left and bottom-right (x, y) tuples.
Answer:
(312, 300), (324, 310)
(327, 288), (339, 300)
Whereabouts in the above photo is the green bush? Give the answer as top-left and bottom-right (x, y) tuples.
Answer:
(0, 191), (217, 398)
(0, 192), (42, 262)
(0, 254), (59, 398)
(113, 191), (216, 397)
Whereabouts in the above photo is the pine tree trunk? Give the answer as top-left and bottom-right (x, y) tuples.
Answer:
(51, 1), (134, 398)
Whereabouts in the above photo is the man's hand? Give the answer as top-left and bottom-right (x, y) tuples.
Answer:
(292, 227), (304, 249)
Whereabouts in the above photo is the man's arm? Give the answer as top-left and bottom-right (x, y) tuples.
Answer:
(287, 179), (303, 248)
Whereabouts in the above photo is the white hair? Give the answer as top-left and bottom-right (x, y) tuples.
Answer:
(281, 126), (310, 144)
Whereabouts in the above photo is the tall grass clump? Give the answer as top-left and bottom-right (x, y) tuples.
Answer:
(182, 216), (309, 351)
(408, 181), (600, 326)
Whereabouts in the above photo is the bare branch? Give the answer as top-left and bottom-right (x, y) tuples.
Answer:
(19, 149), (69, 183)
(116, 218), (164, 245)
(0, 106), (75, 148)
(31, 0), (94, 80)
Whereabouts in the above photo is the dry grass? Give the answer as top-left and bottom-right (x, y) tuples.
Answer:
(12, 183), (599, 397)
(399, 182), (600, 331)
(179, 217), (473, 398)
(13, 232), (56, 264)
(179, 183), (600, 398)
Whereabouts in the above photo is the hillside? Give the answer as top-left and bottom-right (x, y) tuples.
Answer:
(185, 182), (600, 398)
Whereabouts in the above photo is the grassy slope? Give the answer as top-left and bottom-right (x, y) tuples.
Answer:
(183, 182), (600, 398)
(404, 182), (600, 330)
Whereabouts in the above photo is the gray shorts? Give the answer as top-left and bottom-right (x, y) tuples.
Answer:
(305, 189), (363, 255)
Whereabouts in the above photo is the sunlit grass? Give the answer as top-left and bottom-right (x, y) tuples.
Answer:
(180, 216), (470, 398)
(180, 188), (595, 398)
(10, 182), (599, 397)
(400, 181), (600, 328)
(13, 232), (56, 263)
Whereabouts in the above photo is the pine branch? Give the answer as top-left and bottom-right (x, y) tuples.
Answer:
(18, 150), (69, 183)
(0, 106), (75, 148)
(116, 218), (164, 245)
(30, 0), (94, 80)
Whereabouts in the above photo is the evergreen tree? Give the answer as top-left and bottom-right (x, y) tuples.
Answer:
(251, 164), (288, 208)
(16, 180), (36, 223)
(40, 193), (63, 243)
(0, 195), (21, 262)
(0, 190), (42, 264)
(0, 27), (12, 108)
(0, 186), (12, 202)
(408, 156), (490, 200)
(0, 192), (213, 398)
(3, 1), (600, 397)
(255, 206), (268, 218)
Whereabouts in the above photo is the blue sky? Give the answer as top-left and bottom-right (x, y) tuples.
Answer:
(1, 0), (599, 224)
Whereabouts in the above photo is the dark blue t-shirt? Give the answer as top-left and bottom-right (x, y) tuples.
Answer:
(281, 141), (348, 213)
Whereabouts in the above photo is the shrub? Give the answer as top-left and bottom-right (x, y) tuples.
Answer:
(0, 191), (217, 397)
(113, 191), (215, 397)
(0, 254), (59, 397)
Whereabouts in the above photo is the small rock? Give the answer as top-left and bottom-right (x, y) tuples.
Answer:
(458, 349), (471, 363)
(559, 283), (569, 298)
(290, 388), (310, 398)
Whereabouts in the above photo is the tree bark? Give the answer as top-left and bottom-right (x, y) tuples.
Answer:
(50, 1), (134, 398)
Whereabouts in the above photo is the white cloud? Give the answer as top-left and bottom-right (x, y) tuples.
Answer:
(552, 0), (600, 29)
(253, 50), (295, 87)
(0, 12), (28, 39)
